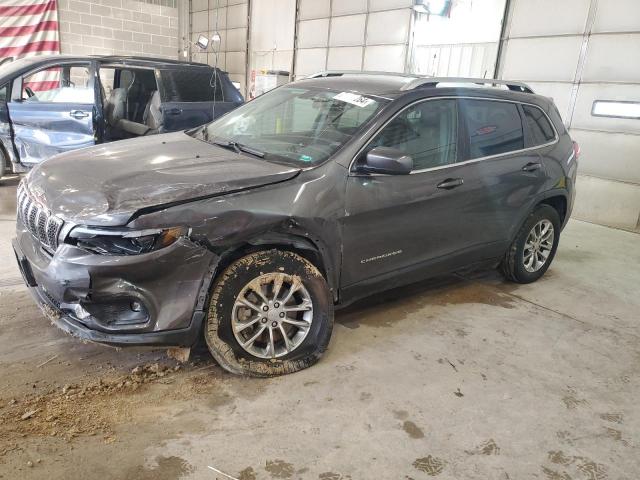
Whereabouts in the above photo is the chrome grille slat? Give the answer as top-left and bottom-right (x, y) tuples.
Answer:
(16, 182), (64, 253)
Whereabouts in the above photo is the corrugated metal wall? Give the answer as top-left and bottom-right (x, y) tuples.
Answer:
(497, 0), (640, 232)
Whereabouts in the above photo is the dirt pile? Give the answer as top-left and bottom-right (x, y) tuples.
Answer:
(0, 363), (180, 455)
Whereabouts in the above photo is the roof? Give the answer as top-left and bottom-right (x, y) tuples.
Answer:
(299, 71), (535, 98)
(296, 73), (418, 98)
(90, 55), (209, 67)
(0, 55), (211, 82)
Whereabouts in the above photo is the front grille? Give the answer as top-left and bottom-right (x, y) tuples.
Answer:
(17, 183), (64, 253)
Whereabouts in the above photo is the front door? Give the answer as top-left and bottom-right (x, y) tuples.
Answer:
(341, 98), (487, 288)
(7, 62), (96, 166)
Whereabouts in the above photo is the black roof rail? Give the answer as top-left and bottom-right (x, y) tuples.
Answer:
(401, 77), (534, 93)
(89, 55), (209, 67)
(307, 70), (419, 79)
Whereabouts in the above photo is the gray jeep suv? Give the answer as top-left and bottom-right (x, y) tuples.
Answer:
(13, 72), (578, 376)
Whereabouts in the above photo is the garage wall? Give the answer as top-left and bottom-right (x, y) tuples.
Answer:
(189, 0), (249, 94)
(294, 0), (414, 78)
(497, 0), (640, 232)
(249, 0), (297, 95)
(410, 0), (505, 78)
(57, 0), (179, 58)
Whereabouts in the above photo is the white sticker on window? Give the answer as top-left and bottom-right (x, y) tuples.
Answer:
(333, 91), (374, 108)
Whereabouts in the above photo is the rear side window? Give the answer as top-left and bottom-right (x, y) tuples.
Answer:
(159, 68), (224, 102)
(369, 99), (458, 170)
(460, 99), (524, 159)
(522, 104), (556, 146)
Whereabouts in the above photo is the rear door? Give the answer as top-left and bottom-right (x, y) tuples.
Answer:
(157, 67), (243, 131)
(7, 62), (96, 166)
(458, 98), (551, 246)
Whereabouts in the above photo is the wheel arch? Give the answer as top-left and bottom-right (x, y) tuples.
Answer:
(212, 232), (338, 304)
(537, 194), (567, 226)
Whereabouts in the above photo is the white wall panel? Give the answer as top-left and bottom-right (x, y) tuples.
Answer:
(331, 0), (367, 16)
(581, 34), (640, 83)
(298, 19), (329, 48)
(250, 0), (294, 51)
(225, 27), (246, 51)
(572, 83), (640, 134)
(592, 0), (640, 33)
(363, 44), (406, 72)
(572, 175), (640, 231)
(329, 15), (366, 47)
(209, 7), (227, 30)
(299, 0), (330, 20)
(227, 2), (247, 28)
(272, 50), (294, 71)
(572, 129), (640, 184)
(509, 0), (590, 37)
(327, 46), (363, 70)
(209, 0), (229, 6)
(192, 0), (208, 12)
(369, 0), (412, 11)
(226, 50), (246, 73)
(501, 37), (582, 81)
(191, 12), (209, 33)
(366, 9), (410, 45)
(295, 48), (327, 76)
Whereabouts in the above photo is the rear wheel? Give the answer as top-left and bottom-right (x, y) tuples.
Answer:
(204, 249), (334, 377)
(500, 205), (561, 284)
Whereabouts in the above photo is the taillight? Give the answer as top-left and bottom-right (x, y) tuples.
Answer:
(572, 141), (580, 160)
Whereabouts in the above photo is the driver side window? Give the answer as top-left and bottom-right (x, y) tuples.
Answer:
(370, 99), (458, 171)
(21, 65), (93, 104)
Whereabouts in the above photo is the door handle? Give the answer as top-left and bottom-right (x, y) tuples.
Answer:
(165, 108), (182, 116)
(69, 110), (89, 119)
(522, 162), (542, 172)
(437, 178), (464, 190)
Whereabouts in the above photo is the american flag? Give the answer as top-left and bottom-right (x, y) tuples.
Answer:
(0, 0), (61, 91)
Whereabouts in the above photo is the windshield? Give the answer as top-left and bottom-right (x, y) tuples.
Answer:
(190, 85), (387, 166)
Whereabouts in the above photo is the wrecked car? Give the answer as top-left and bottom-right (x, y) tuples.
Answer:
(0, 55), (243, 176)
(13, 72), (577, 376)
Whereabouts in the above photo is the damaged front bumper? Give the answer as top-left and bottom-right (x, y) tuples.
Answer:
(13, 218), (218, 347)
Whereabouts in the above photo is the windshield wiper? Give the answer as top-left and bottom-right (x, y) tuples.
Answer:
(212, 138), (265, 158)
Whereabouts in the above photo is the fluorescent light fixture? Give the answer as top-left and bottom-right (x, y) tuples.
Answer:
(196, 34), (209, 50)
(592, 100), (640, 119)
(211, 32), (221, 43)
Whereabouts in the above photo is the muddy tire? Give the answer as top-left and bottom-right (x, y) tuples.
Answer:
(204, 249), (334, 377)
(0, 148), (6, 180)
(500, 204), (561, 284)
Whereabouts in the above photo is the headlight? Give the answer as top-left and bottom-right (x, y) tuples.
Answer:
(67, 226), (189, 255)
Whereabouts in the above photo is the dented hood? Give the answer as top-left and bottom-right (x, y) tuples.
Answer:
(26, 131), (300, 226)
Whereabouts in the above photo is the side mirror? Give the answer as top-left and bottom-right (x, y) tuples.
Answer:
(358, 147), (413, 175)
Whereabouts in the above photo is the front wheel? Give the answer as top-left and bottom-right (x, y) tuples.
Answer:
(500, 204), (561, 284)
(204, 249), (334, 377)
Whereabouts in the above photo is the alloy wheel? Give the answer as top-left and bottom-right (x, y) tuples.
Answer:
(232, 272), (313, 359)
(523, 219), (554, 273)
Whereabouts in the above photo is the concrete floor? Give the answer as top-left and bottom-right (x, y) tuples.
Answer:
(0, 176), (639, 480)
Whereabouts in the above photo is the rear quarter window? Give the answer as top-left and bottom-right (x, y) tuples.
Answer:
(522, 104), (556, 146)
(158, 68), (225, 102)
